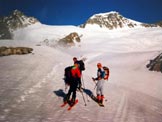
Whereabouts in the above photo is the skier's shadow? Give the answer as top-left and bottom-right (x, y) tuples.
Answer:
(53, 88), (95, 102)
(53, 89), (66, 99)
(82, 88), (95, 97)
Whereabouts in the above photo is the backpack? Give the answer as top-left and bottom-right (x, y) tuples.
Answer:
(77, 60), (85, 71)
(103, 66), (109, 80)
(64, 66), (73, 85)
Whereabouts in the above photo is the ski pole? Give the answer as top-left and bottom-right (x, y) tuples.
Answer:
(81, 75), (89, 102)
(80, 90), (87, 106)
(94, 84), (97, 90)
(92, 77), (97, 89)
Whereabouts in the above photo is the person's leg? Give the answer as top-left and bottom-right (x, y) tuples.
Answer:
(97, 94), (101, 103)
(100, 95), (104, 104)
(96, 80), (102, 103)
(71, 80), (78, 104)
(100, 79), (105, 104)
(64, 86), (72, 102)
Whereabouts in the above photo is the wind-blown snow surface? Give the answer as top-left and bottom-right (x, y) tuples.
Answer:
(0, 24), (162, 122)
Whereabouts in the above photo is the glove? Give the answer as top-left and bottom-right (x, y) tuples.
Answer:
(92, 77), (95, 81)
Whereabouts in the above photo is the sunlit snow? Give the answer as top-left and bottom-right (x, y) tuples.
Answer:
(0, 23), (162, 122)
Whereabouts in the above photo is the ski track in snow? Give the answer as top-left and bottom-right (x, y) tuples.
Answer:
(0, 56), (64, 121)
(0, 25), (162, 122)
(17, 64), (62, 103)
(113, 92), (127, 122)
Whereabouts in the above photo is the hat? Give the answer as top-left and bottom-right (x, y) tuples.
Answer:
(73, 57), (77, 62)
(97, 63), (102, 67)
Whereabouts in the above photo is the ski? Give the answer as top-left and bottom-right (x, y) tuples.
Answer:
(90, 94), (98, 102)
(90, 94), (105, 107)
(60, 102), (68, 107)
(67, 99), (78, 111)
(98, 102), (104, 107)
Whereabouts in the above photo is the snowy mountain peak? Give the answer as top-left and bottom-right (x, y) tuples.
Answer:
(90, 11), (119, 19)
(0, 10), (40, 39)
(3, 9), (40, 30)
(12, 9), (23, 16)
(80, 11), (158, 29)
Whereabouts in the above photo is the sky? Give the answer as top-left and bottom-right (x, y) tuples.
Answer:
(0, 0), (162, 25)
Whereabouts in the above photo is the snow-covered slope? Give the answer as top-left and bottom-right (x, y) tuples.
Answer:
(0, 23), (162, 122)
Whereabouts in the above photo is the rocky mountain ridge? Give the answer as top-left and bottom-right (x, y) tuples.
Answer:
(0, 10), (40, 39)
(80, 11), (160, 29)
(0, 10), (161, 39)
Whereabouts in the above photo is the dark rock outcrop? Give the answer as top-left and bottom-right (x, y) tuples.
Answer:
(58, 32), (81, 46)
(146, 53), (162, 72)
(0, 20), (13, 39)
(0, 46), (33, 56)
(155, 21), (162, 27)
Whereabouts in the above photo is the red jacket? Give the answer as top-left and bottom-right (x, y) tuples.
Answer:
(71, 66), (81, 78)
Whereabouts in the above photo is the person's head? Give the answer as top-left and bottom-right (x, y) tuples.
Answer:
(97, 63), (102, 68)
(73, 57), (77, 62)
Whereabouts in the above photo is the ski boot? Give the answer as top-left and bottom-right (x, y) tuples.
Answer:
(100, 95), (104, 104)
(97, 94), (101, 103)
(64, 94), (70, 103)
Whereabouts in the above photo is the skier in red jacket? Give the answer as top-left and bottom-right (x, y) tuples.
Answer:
(64, 63), (81, 105)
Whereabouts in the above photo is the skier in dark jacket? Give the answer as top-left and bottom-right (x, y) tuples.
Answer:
(64, 63), (81, 105)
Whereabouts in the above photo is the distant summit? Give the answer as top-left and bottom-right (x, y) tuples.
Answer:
(2, 10), (40, 30)
(80, 11), (159, 29)
(0, 10), (40, 39)
(155, 21), (162, 27)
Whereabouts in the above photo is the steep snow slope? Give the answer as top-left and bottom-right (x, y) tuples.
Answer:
(0, 24), (162, 122)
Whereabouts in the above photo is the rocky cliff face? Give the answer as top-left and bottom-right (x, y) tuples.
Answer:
(58, 32), (81, 46)
(0, 21), (12, 39)
(0, 10), (40, 39)
(146, 53), (162, 73)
